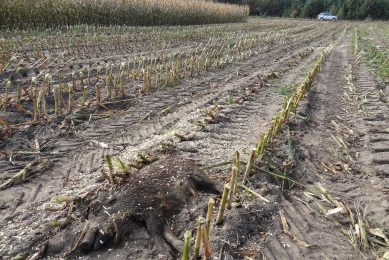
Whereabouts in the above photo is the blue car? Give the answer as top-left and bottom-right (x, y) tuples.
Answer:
(317, 12), (337, 21)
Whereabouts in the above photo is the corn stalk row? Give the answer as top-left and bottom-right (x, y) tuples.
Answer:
(353, 28), (389, 80)
(0, 24), (327, 137)
(180, 42), (335, 259)
(0, 19), (309, 69)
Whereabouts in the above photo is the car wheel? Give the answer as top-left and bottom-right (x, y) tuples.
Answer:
(320, 18), (324, 21)
(332, 18), (336, 21)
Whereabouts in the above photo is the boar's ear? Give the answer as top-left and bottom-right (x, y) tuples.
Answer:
(188, 172), (222, 195)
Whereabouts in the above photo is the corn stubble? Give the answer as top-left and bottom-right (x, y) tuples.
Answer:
(180, 35), (339, 259)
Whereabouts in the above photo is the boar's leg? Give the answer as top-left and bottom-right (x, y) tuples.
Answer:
(145, 213), (178, 255)
(188, 172), (222, 195)
(80, 225), (97, 252)
(163, 228), (184, 252)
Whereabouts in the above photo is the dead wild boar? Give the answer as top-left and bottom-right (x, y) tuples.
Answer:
(48, 155), (222, 258)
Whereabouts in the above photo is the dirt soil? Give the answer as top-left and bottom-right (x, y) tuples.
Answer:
(258, 32), (389, 260)
(1, 21), (388, 260)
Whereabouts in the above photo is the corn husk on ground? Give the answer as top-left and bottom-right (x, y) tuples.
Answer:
(305, 183), (389, 256)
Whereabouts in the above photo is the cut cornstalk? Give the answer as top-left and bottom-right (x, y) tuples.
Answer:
(155, 71), (160, 87)
(95, 83), (101, 104)
(109, 64), (113, 78)
(42, 93), (48, 120)
(38, 87), (48, 120)
(79, 71), (84, 86)
(119, 71), (125, 97)
(16, 80), (22, 103)
(232, 151), (240, 193)
(227, 166), (238, 209)
(68, 83), (74, 113)
(105, 155), (117, 185)
(105, 76), (112, 100)
(259, 131), (269, 156)
(59, 82), (64, 108)
(54, 85), (61, 117)
(3, 80), (10, 111)
(205, 198), (215, 237)
(81, 86), (87, 109)
(32, 88), (38, 121)
(45, 74), (52, 94)
(87, 68), (91, 87)
(216, 184), (230, 225)
(113, 75), (117, 98)
(194, 217), (204, 259)
(96, 66), (101, 82)
(255, 133), (265, 156)
(242, 149), (256, 184)
(201, 225), (212, 259)
(182, 230), (191, 260)
(71, 72), (76, 90)
(29, 77), (37, 101)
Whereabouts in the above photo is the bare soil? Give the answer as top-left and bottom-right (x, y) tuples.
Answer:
(259, 32), (389, 260)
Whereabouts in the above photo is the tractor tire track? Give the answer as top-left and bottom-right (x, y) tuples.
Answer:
(255, 30), (388, 260)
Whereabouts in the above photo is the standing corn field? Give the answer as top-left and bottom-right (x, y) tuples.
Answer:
(0, 0), (249, 28)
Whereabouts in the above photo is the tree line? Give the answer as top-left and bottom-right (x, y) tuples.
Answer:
(217, 0), (389, 20)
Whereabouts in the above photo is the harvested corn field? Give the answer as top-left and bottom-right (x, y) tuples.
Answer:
(0, 18), (388, 260)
